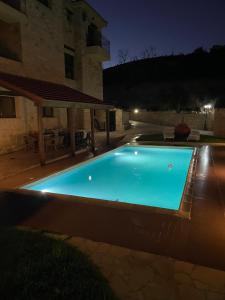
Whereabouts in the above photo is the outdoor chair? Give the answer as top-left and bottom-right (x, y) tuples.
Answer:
(44, 134), (57, 152)
(187, 130), (200, 141)
(24, 135), (37, 151)
(163, 127), (175, 140)
(75, 131), (91, 149)
(55, 135), (65, 149)
(124, 122), (131, 130)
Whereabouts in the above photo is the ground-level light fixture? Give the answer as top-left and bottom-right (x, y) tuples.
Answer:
(134, 109), (139, 114)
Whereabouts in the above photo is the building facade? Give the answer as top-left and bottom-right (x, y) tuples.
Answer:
(0, 0), (110, 154)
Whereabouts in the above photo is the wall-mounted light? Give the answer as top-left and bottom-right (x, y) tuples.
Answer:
(134, 109), (139, 114)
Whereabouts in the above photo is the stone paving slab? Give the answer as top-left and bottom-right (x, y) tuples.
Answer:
(39, 230), (225, 300)
(67, 237), (225, 300)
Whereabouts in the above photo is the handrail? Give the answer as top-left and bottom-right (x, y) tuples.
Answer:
(86, 33), (110, 56)
(1, 0), (21, 10)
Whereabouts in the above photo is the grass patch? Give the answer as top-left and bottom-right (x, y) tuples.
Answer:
(136, 134), (225, 143)
(0, 227), (119, 300)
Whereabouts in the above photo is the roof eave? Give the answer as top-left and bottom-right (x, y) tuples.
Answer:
(0, 78), (43, 105)
(42, 99), (114, 109)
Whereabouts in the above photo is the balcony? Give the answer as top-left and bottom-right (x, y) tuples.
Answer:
(2, 0), (21, 10)
(86, 33), (110, 62)
(0, 0), (26, 23)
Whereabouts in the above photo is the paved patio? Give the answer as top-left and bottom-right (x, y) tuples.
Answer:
(14, 228), (225, 300)
(0, 144), (225, 275)
(0, 121), (213, 181)
(0, 131), (126, 181)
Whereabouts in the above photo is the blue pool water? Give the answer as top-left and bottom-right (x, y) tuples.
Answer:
(23, 146), (194, 210)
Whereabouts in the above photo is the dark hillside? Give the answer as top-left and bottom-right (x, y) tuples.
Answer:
(104, 46), (225, 110)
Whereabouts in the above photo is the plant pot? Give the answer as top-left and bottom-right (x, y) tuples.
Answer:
(175, 123), (191, 140)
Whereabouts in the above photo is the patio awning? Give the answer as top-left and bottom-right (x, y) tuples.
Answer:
(0, 72), (113, 109)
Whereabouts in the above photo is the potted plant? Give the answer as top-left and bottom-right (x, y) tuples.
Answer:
(175, 122), (191, 140)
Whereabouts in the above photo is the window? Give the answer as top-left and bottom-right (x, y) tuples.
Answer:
(0, 96), (16, 118)
(65, 9), (73, 24)
(42, 107), (54, 117)
(0, 20), (22, 61)
(86, 23), (102, 47)
(82, 11), (87, 22)
(37, 0), (50, 7)
(64, 53), (74, 79)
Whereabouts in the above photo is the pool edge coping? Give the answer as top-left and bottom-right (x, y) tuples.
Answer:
(17, 144), (197, 220)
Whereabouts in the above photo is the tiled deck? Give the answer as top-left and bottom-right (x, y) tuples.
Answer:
(0, 131), (125, 180)
(0, 144), (225, 272)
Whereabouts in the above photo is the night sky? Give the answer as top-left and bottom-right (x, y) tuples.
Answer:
(88, 0), (225, 68)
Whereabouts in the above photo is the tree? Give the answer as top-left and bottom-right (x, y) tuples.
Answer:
(210, 45), (225, 55)
(130, 56), (138, 62)
(169, 86), (190, 112)
(193, 47), (207, 55)
(117, 49), (129, 64)
(141, 46), (157, 59)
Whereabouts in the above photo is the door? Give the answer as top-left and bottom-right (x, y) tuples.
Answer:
(109, 111), (116, 131)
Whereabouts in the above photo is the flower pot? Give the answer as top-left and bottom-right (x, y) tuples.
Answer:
(175, 123), (191, 140)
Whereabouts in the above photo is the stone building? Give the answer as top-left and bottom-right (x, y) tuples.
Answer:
(0, 0), (112, 155)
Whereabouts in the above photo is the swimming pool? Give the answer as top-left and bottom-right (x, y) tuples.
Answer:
(23, 146), (194, 212)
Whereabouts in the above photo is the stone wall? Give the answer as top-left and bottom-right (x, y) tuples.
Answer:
(0, 117), (25, 154)
(0, 0), (65, 82)
(0, 97), (26, 154)
(0, 0), (109, 154)
(82, 109), (91, 130)
(115, 109), (124, 131)
(214, 109), (225, 137)
(130, 110), (214, 131)
(0, 97), (69, 154)
(82, 57), (103, 100)
(122, 110), (130, 127)
(0, 0), (107, 88)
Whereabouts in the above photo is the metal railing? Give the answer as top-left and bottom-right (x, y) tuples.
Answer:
(1, 0), (21, 10)
(101, 35), (110, 56)
(86, 32), (110, 56)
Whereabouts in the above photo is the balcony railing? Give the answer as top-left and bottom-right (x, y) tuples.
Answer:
(86, 33), (110, 56)
(1, 0), (22, 11)
(101, 35), (110, 56)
